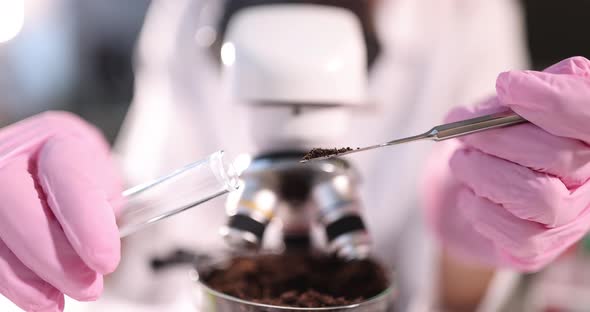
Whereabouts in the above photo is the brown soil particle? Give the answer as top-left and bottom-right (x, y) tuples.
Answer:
(302, 147), (354, 161)
(203, 253), (389, 308)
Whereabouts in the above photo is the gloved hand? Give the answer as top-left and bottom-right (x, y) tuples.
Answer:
(424, 56), (590, 272)
(0, 112), (122, 311)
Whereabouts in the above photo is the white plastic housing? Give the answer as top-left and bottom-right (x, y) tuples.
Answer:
(222, 4), (368, 105)
(247, 105), (352, 151)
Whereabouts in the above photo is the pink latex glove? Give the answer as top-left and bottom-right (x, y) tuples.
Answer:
(424, 57), (590, 272)
(0, 112), (122, 311)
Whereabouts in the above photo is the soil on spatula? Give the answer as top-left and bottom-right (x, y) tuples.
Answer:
(203, 253), (389, 308)
(302, 147), (355, 161)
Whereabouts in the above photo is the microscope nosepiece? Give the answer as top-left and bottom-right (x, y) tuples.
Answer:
(313, 174), (371, 260)
(222, 176), (278, 250)
(220, 214), (267, 249)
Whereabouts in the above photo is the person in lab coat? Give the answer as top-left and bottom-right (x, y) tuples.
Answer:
(2, 1), (589, 312)
(112, 0), (529, 309)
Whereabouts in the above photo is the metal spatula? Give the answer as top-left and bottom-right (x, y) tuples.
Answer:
(300, 111), (527, 162)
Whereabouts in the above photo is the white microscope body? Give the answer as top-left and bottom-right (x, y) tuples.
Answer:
(221, 4), (372, 259)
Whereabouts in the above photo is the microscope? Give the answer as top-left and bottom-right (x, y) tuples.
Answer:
(219, 4), (372, 260)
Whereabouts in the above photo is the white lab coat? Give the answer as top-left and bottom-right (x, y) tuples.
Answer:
(0, 0), (529, 311)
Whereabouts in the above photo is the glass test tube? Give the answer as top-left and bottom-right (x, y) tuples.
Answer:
(117, 150), (240, 237)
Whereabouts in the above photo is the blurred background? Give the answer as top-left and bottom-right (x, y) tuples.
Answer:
(0, 0), (588, 142)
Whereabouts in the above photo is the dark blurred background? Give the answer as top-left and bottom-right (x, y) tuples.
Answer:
(523, 0), (590, 69)
(0, 0), (588, 142)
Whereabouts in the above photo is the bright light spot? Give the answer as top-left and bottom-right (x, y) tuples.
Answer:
(233, 153), (252, 175)
(325, 59), (342, 72)
(225, 187), (242, 215)
(0, 0), (24, 43)
(255, 189), (276, 212)
(194, 26), (216, 47)
(221, 42), (236, 66)
(322, 163), (336, 173)
(333, 175), (350, 191)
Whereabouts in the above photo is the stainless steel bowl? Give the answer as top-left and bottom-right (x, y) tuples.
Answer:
(190, 255), (396, 312)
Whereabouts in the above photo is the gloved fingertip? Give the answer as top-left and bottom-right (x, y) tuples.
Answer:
(496, 69), (535, 93)
(69, 276), (103, 302)
(38, 136), (122, 275)
(496, 70), (546, 111)
(495, 70), (524, 104)
(495, 71), (510, 98)
(543, 56), (590, 76)
(86, 243), (121, 274)
(74, 216), (121, 275)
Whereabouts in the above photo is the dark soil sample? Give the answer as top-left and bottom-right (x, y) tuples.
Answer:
(203, 253), (389, 308)
(302, 147), (354, 161)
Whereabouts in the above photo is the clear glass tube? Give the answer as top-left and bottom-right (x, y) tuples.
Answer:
(117, 151), (240, 237)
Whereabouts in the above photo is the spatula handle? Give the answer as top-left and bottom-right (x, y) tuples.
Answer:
(429, 111), (528, 141)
